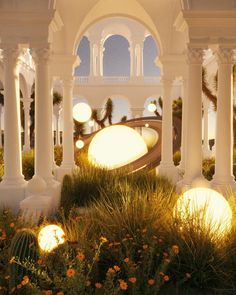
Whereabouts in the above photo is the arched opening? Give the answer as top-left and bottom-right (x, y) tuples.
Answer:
(103, 35), (130, 76)
(75, 36), (90, 76)
(143, 35), (160, 77)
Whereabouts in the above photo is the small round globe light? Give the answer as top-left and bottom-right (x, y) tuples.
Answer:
(145, 123), (149, 127)
(88, 125), (148, 169)
(88, 120), (95, 127)
(73, 102), (92, 122)
(174, 188), (232, 236)
(76, 139), (85, 149)
(147, 103), (157, 113)
(38, 225), (65, 252)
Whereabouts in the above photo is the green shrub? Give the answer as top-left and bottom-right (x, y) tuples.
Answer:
(54, 145), (63, 166)
(22, 150), (34, 180)
(173, 150), (181, 166)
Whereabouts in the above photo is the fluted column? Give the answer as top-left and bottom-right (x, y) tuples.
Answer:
(135, 43), (144, 76)
(212, 47), (235, 188)
(60, 77), (75, 170)
(158, 78), (177, 180)
(178, 79), (188, 172)
(182, 47), (204, 184)
(32, 46), (54, 183)
(202, 95), (211, 157)
(22, 98), (33, 151)
(1, 45), (25, 185)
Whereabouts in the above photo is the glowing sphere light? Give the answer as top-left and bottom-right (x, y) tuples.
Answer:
(76, 139), (85, 149)
(73, 102), (92, 122)
(147, 103), (157, 113)
(38, 225), (65, 252)
(88, 125), (148, 169)
(175, 188), (232, 236)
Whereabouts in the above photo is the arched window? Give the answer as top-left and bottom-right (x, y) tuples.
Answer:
(143, 36), (160, 76)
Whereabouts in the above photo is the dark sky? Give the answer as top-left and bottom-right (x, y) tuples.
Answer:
(75, 35), (160, 76)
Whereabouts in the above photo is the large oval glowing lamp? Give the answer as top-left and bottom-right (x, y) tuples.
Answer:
(88, 125), (148, 169)
(174, 187), (232, 236)
(38, 225), (65, 252)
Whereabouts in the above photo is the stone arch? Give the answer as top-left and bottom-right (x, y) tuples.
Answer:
(73, 0), (163, 56)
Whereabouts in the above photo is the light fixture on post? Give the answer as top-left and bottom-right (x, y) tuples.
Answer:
(147, 102), (157, 113)
(38, 224), (65, 252)
(76, 139), (85, 149)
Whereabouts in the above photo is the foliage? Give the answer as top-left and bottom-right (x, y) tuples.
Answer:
(173, 150), (181, 166)
(172, 97), (182, 120)
(92, 98), (113, 128)
(53, 92), (63, 106)
(22, 150), (35, 180)
(54, 145), (63, 166)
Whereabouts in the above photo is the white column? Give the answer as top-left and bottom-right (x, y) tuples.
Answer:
(0, 104), (2, 148)
(90, 43), (98, 76)
(60, 77), (75, 171)
(202, 96), (211, 157)
(129, 42), (135, 77)
(182, 47), (204, 185)
(212, 47), (235, 188)
(32, 47), (54, 183)
(158, 78), (177, 180)
(0, 45), (25, 185)
(178, 79), (188, 172)
(99, 43), (104, 76)
(22, 98), (32, 151)
(135, 43), (144, 77)
(53, 104), (61, 146)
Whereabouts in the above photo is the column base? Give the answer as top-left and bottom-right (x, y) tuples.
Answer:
(177, 175), (209, 193)
(0, 180), (27, 213)
(211, 176), (236, 196)
(157, 164), (180, 183)
(55, 163), (77, 182)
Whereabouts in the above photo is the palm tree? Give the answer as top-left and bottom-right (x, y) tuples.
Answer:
(92, 98), (114, 128)
(53, 91), (63, 145)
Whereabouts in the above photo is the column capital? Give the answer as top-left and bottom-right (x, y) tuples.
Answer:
(186, 47), (204, 64)
(61, 76), (74, 88)
(216, 47), (234, 64)
(32, 46), (51, 65)
(1, 44), (22, 65)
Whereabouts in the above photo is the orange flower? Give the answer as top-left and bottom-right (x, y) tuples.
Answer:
(66, 268), (76, 278)
(9, 223), (15, 228)
(159, 271), (164, 276)
(95, 282), (102, 289)
(163, 252), (168, 257)
(164, 258), (171, 264)
(76, 252), (85, 262)
(119, 280), (128, 290)
(124, 257), (129, 263)
(113, 265), (120, 272)
(148, 279), (155, 285)
(57, 292), (64, 295)
(0, 229), (6, 241)
(172, 245), (179, 255)
(107, 267), (115, 274)
(143, 244), (148, 250)
(128, 277), (137, 284)
(4, 275), (10, 280)
(17, 284), (22, 289)
(37, 259), (44, 265)
(185, 273), (191, 279)
(43, 291), (52, 295)
(86, 281), (91, 286)
(163, 275), (169, 282)
(21, 276), (29, 285)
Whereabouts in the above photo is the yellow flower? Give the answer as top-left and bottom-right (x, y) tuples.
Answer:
(95, 282), (102, 289)
(100, 236), (108, 243)
(124, 257), (129, 263)
(128, 277), (137, 284)
(148, 279), (155, 285)
(66, 268), (76, 278)
(76, 252), (85, 262)
(172, 245), (179, 255)
(119, 279), (128, 290)
(113, 265), (120, 272)
(9, 256), (16, 264)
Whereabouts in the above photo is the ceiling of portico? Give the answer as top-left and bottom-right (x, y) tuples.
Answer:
(53, 0), (186, 57)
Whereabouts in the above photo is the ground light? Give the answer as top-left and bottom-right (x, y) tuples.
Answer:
(88, 125), (148, 169)
(38, 225), (65, 252)
(76, 139), (85, 149)
(147, 102), (157, 113)
(73, 102), (92, 122)
(174, 187), (232, 236)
